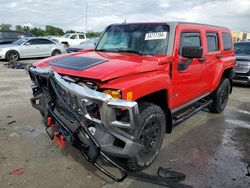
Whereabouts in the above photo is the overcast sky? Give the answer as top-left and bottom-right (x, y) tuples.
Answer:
(0, 0), (250, 32)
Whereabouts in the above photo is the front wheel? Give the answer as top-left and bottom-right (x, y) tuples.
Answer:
(208, 78), (230, 113)
(6, 50), (19, 62)
(126, 102), (166, 171)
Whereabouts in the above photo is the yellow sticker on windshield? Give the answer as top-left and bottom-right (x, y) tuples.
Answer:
(145, 32), (167, 40)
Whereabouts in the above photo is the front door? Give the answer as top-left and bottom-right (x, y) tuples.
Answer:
(20, 39), (41, 58)
(70, 34), (79, 45)
(171, 30), (207, 109)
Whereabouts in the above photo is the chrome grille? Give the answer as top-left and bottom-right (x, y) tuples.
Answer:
(54, 80), (89, 115)
(29, 67), (140, 129)
(235, 61), (250, 73)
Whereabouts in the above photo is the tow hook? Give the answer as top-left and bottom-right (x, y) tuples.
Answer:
(53, 131), (65, 148)
(47, 117), (55, 127)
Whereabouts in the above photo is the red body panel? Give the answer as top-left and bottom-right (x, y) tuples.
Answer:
(34, 23), (235, 111)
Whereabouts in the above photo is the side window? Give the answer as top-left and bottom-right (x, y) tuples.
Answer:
(222, 32), (232, 50)
(38, 39), (54, 44)
(79, 34), (85, 39)
(206, 32), (219, 52)
(28, 39), (39, 45)
(70, 34), (77, 39)
(180, 32), (201, 48)
(180, 32), (201, 54)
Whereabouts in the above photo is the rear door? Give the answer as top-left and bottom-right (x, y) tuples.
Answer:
(202, 31), (222, 91)
(79, 34), (86, 43)
(171, 27), (207, 109)
(36, 39), (55, 56)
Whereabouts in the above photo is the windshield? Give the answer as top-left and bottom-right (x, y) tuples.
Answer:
(12, 38), (29, 45)
(96, 23), (169, 55)
(235, 43), (250, 55)
(63, 34), (71, 38)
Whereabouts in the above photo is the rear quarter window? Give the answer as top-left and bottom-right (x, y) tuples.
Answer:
(222, 32), (232, 51)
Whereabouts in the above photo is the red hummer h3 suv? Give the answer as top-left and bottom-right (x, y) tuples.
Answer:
(29, 22), (235, 179)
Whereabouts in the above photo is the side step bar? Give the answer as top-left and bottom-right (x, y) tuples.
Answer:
(172, 99), (213, 126)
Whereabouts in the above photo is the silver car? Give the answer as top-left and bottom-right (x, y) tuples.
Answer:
(0, 37), (66, 62)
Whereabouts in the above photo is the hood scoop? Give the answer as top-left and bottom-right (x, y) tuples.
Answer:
(49, 56), (107, 70)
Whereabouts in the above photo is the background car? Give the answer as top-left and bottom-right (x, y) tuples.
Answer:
(233, 41), (250, 85)
(0, 37), (66, 62)
(66, 37), (99, 53)
(52, 33), (88, 47)
(0, 30), (33, 45)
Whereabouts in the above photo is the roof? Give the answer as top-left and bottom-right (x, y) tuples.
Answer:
(0, 30), (30, 33)
(18, 37), (55, 40)
(110, 21), (229, 30)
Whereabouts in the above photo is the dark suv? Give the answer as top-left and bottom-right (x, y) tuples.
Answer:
(0, 30), (33, 44)
(234, 41), (250, 85)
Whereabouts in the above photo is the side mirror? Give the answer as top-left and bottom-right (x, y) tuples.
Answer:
(181, 46), (203, 58)
(178, 46), (203, 71)
(25, 42), (30, 46)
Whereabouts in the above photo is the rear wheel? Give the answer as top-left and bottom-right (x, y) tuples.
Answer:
(208, 78), (230, 113)
(52, 49), (62, 56)
(126, 102), (166, 171)
(6, 50), (19, 62)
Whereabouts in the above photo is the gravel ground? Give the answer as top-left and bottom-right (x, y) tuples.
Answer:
(0, 59), (250, 188)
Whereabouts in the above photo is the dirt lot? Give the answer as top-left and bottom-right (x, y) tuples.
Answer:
(0, 59), (250, 188)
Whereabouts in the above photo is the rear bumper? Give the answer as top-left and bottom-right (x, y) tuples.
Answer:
(29, 67), (143, 159)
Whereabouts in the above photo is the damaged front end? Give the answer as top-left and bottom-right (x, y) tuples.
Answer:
(28, 66), (143, 181)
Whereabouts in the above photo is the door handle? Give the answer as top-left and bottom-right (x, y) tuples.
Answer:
(199, 57), (207, 62)
(217, 54), (223, 59)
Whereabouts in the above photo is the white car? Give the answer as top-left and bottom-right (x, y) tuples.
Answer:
(66, 37), (99, 53)
(52, 33), (88, 47)
(0, 37), (66, 62)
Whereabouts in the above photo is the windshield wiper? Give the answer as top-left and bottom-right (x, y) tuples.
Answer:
(115, 49), (145, 55)
(95, 49), (116, 52)
(96, 49), (151, 56)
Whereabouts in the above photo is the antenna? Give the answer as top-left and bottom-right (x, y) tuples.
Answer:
(85, 0), (88, 48)
(85, 0), (88, 34)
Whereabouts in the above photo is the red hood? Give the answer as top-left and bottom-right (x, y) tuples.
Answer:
(33, 50), (170, 82)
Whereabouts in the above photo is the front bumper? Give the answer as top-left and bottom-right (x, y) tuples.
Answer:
(0, 51), (6, 59)
(233, 72), (250, 85)
(28, 67), (143, 180)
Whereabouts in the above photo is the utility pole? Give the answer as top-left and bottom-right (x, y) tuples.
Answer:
(85, 0), (88, 34)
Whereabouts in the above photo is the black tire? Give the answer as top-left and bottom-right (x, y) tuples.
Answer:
(208, 78), (230, 113)
(52, 49), (62, 56)
(126, 102), (166, 172)
(6, 50), (19, 62)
